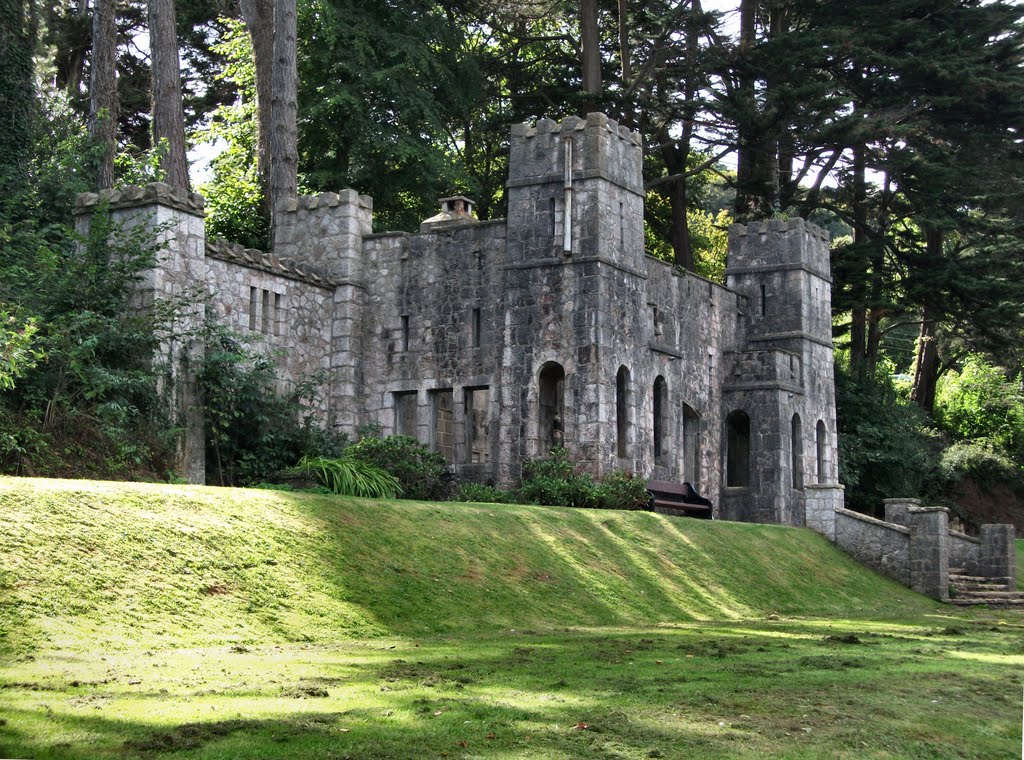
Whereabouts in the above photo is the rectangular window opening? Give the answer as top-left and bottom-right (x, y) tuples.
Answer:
(464, 387), (490, 463)
(273, 293), (283, 337)
(471, 308), (481, 348)
(430, 389), (455, 464)
(261, 289), (271, 334)
(248, 287), (258, 331)
(394, 391), (418, 438)
(401, 315), (410, 352)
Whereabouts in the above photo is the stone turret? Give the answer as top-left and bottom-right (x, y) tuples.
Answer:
(720, 218), (842, 526)
(75, 183), (207, 483)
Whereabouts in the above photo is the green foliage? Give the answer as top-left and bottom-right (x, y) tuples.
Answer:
(292, 454), (401, 499)
(453, 481), (516, 504)
(346, 434), (449, 501)
(835, 361), (943, 513)
(935, 355), (1024, 464)
(193, 18), (267, 250)
(0, 309), (42, 391)
(199, 322), (346, 487)
(519, 447), (599, 509)
(938, 441), (1022, 489)
(595, 469), (651, 511)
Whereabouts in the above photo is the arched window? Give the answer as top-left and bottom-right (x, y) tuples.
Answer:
(653, 376), (669, 463)
(791, 413), (803, 490)
(616, 366), (631, 458)
(683, 404), (701, 486)
(816, 419), (827, 483)
(538, 362), (566, 455)
(726, 410), (751, 488)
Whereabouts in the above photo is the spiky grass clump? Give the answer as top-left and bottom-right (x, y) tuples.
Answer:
(293, 455), (402, 498)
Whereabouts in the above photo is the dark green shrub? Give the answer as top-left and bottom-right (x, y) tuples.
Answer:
(346, 434), (449, 500)
(595, 470), (650, 510)
(519, 448), (599, 509)
(939, 441), (1022, 488)
(836, 362), (943, 514)
(454, 482), (516, 504)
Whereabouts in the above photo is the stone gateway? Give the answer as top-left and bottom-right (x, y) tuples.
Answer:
(76, 113), (845, 528)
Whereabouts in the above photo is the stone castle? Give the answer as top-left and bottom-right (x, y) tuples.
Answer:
(76, 112), (846, 529)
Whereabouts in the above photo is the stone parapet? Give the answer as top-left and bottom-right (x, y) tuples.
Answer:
(883, 498), (921, 527)
(76, 182), (205, 216)
(206, 238), (336, 289)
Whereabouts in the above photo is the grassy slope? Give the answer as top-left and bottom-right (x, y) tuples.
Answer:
(3, 478), (1022, 760)
(1, 477), (936, 656)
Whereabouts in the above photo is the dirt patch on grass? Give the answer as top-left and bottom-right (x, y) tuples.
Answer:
(125, 719), (264, 753)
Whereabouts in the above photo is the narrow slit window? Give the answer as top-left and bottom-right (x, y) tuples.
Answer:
(619, 201), (624, 247)
(549, 198), (556, 240)
(248, 287), (258, 331)
(401, 315), (410, 352)
(261, 289), (271, 334)
(471, 308), (481, 348)
(274, 293), (283, 337)
(760, 283), (767, 316)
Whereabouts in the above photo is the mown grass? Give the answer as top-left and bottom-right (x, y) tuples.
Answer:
(1, 477), (1021, 759)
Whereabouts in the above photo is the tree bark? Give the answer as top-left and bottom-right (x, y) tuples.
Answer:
(911, 228), (944, 412)
(849, 142), (868, 374)
(733, 0), (758, 219)
(580, 0), (601, 107)
(269, 0), (298, 226)
(239, 0), (274, 215)
(89, 0), (118, 189)
(149, 0), (190, 190)
(617, 0), (632, 126)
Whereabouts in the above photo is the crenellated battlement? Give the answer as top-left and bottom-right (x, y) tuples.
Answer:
(75, 182), (205, 216)
(507, 112), (643, 196)
(275, 189), (373, 216)
(510, 112), (641, 146)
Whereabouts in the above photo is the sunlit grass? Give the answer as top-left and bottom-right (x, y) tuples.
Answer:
(1, 476), (1022, 758)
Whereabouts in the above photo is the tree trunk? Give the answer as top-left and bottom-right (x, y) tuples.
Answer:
(910, 228), (944, 412)
(239, 0), (274, 215)
(849, 142), (868, 374)
(580, 0), (601, 107)
(0, 0), (35, 191)
(733, 0), (757, 220)
(614, 0), (630, 126)
(89, 0), (118, 189)
(149, 0), (190, 190)
(269, 0), (298, 230)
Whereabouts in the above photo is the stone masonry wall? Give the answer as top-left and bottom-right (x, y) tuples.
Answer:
(835, 508), (911, 585)
(205, 240), (336, 419)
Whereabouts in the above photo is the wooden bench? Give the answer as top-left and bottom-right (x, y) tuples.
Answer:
(646, 480), (714, 519)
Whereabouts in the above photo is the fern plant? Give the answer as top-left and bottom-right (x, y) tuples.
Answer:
(292, 455), (402, 499)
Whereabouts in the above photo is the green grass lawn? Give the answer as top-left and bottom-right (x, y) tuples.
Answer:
(1, 477), (1021, 759)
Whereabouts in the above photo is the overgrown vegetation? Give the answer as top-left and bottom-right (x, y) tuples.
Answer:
(345, 432), (450, 501)
(292, 453), (400, 499)
(454, 448), (651, 511)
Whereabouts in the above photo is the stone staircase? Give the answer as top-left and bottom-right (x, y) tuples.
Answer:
(948, 569), (1024, 607)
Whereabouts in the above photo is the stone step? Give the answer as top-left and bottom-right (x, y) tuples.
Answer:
(952, 589), (1024, 599)
(949, 574), (990, 583)
(953, 582), (1010, 593)
(950, 597), (1024, 607)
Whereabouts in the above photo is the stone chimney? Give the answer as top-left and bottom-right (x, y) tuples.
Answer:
(420, 195), (477, 231)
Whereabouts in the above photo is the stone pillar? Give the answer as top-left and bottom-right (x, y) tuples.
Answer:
(980, 524), (1016, 590)
(804, 484), (845, 540)
(274, 191), (372, 436)
(883, 498), (921, 527)
(75, 184), (207, 484)
(907, 506), (949, 601)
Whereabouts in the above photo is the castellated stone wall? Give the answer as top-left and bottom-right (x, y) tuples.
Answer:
(204, 239), (336, 418)
(80, 114), (846, 529)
